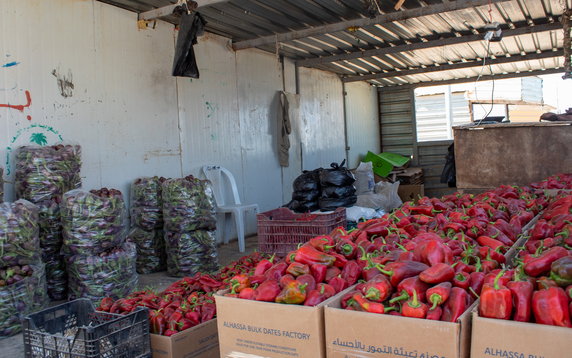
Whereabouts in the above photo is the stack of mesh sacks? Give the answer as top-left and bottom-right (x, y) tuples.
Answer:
(14, 145), (81, 300)
(61, 188), (137, 302)
(162, 175), (219, 277)
(0, 200), (48, 338)
(0, 167), (3, 201)
(127, 177), (167, 274)
(318, 161), (357, 211)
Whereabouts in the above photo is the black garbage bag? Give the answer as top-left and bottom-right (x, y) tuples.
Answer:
(172, 12), (207, 78)
(292, 190), (320, 202)
(440, 143), (456, 187)
(319, 196), (357, 211)
(319, 160), (355, 187)
(293, 169), (321, 192)
(284, 199), (319, 213)
(321, 185), (356, 199)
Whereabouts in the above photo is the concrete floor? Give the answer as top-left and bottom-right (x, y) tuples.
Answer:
(0, 236), (259, 357)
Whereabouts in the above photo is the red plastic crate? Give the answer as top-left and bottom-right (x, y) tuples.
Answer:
(257, 207), (346, 256)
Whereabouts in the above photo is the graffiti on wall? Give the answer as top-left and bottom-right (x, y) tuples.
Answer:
(5, 124), (64, 175)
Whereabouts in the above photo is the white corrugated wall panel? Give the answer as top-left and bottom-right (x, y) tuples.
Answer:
(299, 67), (346, 170)
(0, 0), (181, 202)
(235, 49), (284, 215)
(344, 82), (380, 168)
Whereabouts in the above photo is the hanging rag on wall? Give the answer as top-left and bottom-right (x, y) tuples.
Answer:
(172, 11), (206, 78)
(278, 91), (300, 167)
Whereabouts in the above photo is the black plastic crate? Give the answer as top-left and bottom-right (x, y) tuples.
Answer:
(23, 299), (150, 358)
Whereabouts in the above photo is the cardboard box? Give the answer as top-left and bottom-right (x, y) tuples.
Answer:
(325, 292), (475, 358)
(470, 310), (572, 358)
(215, 291), (339, 358)
(150, 319), (219, 358)
(398, 184), (425, 202)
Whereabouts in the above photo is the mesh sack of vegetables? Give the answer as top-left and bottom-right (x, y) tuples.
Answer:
(319, 160), (355, 187)
(61, 188), (127, 256)
(0, 167), (3, 201)
(41, 246), (67, 301)
(0, 200), (41, 267)
(0, 263), (48, 338)
(127, 227), (166, 274)
(164, 230), (218, 277)
(130, 176), (166, 231)
(66, 242), (137, 302)
(14, 145), (81, 202)
(162, 176), (216, 232)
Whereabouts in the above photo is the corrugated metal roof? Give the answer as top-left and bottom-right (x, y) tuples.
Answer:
(97, 0), (572, 86)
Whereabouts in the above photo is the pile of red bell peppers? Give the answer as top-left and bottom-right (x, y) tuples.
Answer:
(530, 173), (572, 191)
(478, 194), (572, 327)
(230, 185), (548, 321)
(97, 252), (268, 336)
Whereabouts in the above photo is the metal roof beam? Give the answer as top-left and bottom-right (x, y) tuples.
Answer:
(342, 49), (564, 83)
(138, 0), (228, 21)
(298, 22), (561, 67)
(232, 0), (511, 50)
(378, 68), (566, 89)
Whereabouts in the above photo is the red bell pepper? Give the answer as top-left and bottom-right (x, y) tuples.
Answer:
(453, 271), (471, 290)
(524, 246), (569, 277)
(297, 274), (316, 292)
(413, 240), (453, 266)
(253, 254), (275, 276)
(506, 273), (534, 322)
(340, 260), (361, 285)
(349, 292), (395, 314)
(469, 271), (485, 297)
(441, 287), (471, 322)
(286, 262), (311, 277)
(362, 275), (393, 302)
(317, 283), (336, 299)
(426, 282), (452, 310)
(376, 260), (429, 286)
(310, 263), (327, 283)
(294, 246), (336, 267)
(479, 270), (513, 320)
(308, 235), (336, 252)
(238, 287), (257, 300)
(328, 276), (349, 293)
(276, 280), (308, 304)
(264, 262), (288, 281)
(390, 276), (430, 303)
(477, 235), (507, 252)
(402, 290), (428, 319)
(419, 263), (455, 284)
(150, 310), (166, 335)
(254, 280), (281, 302)
(325, 267), (341, 281)
(426, 306), (443, 321)
(229, 274), (250, 293)
(336, 239), (358, 259)
(532, 287), (572, 327)
(304, 287), (327, 306)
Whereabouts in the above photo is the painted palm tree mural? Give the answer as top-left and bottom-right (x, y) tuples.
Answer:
(30, 132), (48, 146)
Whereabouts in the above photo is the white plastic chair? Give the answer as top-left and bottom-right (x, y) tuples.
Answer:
(202, 165), (259, 252)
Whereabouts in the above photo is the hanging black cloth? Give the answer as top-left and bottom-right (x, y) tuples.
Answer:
(172, 12), (206, 78)
(440, 143), (456, 187)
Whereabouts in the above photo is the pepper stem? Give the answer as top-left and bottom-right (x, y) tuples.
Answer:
(409, 289), (421, 308)
(493, 269), (505, 290)
(389, 291), (409, 304)
(429, 293), (441, 310)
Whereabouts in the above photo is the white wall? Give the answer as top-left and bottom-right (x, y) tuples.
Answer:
(0, 0), (378, 238)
